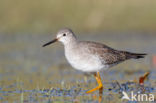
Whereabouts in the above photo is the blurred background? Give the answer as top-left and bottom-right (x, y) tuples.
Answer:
(0, 0), (156, 33)
(0, 0), (156, 102)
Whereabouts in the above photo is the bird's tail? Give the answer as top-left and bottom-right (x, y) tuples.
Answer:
(125, 52), (147, 59)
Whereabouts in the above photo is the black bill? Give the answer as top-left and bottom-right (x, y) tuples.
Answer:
(42, 38), (58, 47)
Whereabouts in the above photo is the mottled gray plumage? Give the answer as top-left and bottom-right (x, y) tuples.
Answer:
(43, 28), (147, 72)
(73, 41), (146, 66)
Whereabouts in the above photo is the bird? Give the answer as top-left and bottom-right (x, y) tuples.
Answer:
(42, 28), (147, 101)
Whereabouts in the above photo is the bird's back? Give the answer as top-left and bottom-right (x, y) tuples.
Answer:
(77, 41), (146, 65)
(65, 41), (146, 72)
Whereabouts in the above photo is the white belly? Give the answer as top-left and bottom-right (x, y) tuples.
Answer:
(65, 49), (107, 72)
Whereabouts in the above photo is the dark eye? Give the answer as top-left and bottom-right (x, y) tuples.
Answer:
(63, 34), (66, 36)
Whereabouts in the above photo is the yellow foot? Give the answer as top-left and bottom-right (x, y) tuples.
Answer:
(86, 72), (103, 94)
(86, 72), (103, 103)
(86, 85), (103, 94)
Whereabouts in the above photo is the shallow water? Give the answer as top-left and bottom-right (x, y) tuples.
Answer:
(0, 32), (156, 102)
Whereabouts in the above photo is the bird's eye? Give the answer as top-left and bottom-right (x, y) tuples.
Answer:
(63, 34), (66, 36)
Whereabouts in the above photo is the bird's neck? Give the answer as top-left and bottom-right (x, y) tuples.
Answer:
(64, 38), (78, 50)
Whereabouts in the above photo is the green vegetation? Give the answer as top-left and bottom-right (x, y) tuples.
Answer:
(0, 0), (156, 34)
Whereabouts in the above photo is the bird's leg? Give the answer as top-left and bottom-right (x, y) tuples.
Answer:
(97, 72), (103, 103)
(86, 72), (103, 94)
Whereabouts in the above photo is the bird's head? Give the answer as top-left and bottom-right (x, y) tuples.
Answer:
(42, 28), (76, 47)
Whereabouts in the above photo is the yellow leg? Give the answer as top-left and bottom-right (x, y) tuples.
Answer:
(86, 72), (103, 94)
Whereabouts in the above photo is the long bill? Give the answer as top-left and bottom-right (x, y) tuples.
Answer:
(42, 38), (58, 47)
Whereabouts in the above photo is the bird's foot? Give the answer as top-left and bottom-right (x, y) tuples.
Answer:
(86, 72), (103, 102)
(86, 85), (103, 94)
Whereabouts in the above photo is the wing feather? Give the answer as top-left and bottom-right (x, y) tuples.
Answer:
(79, 41), (127, 65)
